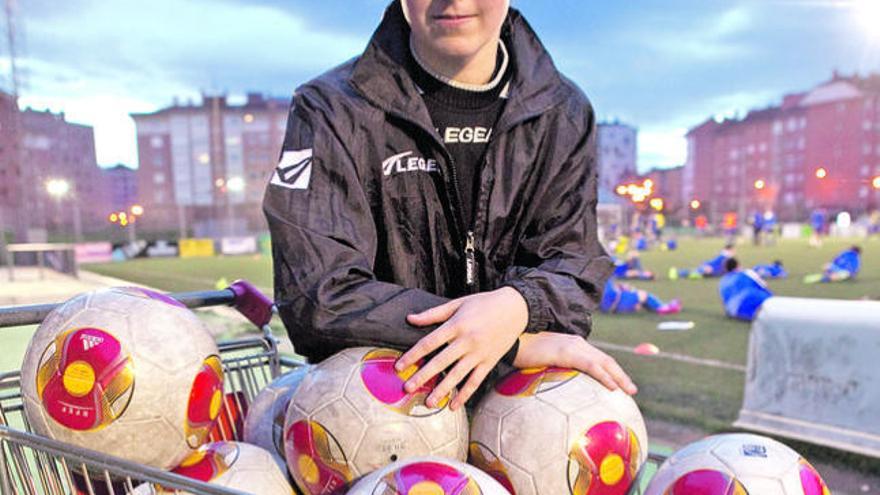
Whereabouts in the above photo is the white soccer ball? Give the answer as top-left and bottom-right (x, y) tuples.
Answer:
(243, 365), (311, 470)
(348, 456), (509, 495)
(20, 288), (224, 470)
(135, 442), (294, 495)
(283, 347), (469, 495)
(469, 367), (648, 495)
(644, 433), (831, 494)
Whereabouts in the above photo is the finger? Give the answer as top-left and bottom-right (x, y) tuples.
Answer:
(395, 323), (457, 372)
(584, 362), (618, 392)
(450, 363), (492, 410)
(604, 358), (638, 395)
(403, 341), (463, 393)
(406, 298), (465, 327)
(425, 355), (477, 409)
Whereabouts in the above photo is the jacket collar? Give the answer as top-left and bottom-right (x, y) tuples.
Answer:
(350, 1), (570, 130)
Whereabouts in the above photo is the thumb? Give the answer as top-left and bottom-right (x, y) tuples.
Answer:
(407, 298), (465, 326)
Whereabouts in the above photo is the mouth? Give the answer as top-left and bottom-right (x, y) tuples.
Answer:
(432, 13), (477, 25)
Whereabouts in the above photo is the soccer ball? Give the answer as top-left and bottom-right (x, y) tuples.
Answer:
(644, 433), (830, 494)
(469, 367), (648, 495)
(284, 347), (469, 494)
(134, 442), (294, 495)
(243, 365), (312, 470)
(348, 456), (509, 495)
(20, 287), (224, 470)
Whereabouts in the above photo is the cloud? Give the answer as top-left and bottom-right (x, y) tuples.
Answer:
(631, 6), (754, 62)
(13, 0), (369, 166)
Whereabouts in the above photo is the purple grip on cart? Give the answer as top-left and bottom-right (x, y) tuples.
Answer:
(228, 280), (274, 328)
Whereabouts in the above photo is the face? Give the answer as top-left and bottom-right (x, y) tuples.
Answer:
(402, 0), (509, 59)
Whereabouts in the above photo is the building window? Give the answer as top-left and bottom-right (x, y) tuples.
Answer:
(773, 121), (783, 135)
(865, 121), (874, 131)
(154, 172), (165, 184)
(861, 165), (871, 176)
(150, 136), (163, 149)
(859, 187), (869, 198)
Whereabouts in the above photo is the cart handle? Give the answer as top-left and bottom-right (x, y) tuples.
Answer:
(0, 282), (274, 329)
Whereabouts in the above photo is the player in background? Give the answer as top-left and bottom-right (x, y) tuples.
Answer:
(804, 246), (862, 284)
(669, 244), (736, 280)
(600, 279), (682, 315)
(809, 208), (827, 248)
(718, 258), (773, 321)
(612, 250), (655, 280)
(753, 260), (787, 279)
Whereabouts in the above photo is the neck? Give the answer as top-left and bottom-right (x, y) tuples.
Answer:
(409, 36), (500, 86)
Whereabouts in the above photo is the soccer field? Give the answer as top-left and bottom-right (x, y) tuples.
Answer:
(82, 237), (880, 434)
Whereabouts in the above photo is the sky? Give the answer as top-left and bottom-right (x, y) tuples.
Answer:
(2, 0), (879, 171)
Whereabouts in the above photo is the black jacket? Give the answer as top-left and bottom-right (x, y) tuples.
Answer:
(263, 2), (613, 363)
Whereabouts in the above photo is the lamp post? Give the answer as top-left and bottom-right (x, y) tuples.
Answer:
(45, 178), (82, 243)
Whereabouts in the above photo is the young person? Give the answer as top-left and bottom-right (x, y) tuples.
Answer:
(753, 259), (787, 279)
(718, 258), (773, 321)
(600, 279), (681, 315)
(264, 0), (635, 411)
(804, 245), (862, 284)
(612, 250), (655, 280)
(669, 244), (736, 280)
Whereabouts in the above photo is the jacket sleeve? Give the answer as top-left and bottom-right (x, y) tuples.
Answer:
(501, 103), (614, 338)
(263, 91), (449, 361)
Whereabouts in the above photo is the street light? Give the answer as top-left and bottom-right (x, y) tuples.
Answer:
(226, 177), (245, 192)
(754, 179), (766, 190)
(815, 167), (827, 179)
(45, 179), (71, 197)
(44, 178), (82, 242)
(690, 200), (701, 210)
(223, 177), (246, 236)
(873, 176), (880, 190)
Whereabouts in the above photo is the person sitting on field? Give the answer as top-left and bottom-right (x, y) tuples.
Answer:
(804, 245), (862, 284)
(612, 250), (655, 280)
(668, 244), (736, 280)
(753, 259), (787, 279)
(600, 278), (681, 315)
(718, 258), (773, 322)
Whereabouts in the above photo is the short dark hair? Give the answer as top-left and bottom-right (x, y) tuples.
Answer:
(773, 259), (784, 267)
(725, 257), (739, 273)
(852, 245), (862, 254)
(724, 243), (735, 250)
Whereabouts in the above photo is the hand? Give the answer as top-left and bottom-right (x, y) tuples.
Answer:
(396, 287), (528, 410)
(514, 332), (638, 395)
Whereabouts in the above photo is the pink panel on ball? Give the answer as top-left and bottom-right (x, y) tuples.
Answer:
(798, 459), (830, 495)
(386, 462), (480, 495)
(38, 328), (134, 431)
(663, 469), (748, 495)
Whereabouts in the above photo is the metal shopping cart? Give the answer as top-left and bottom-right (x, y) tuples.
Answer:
(0, 280), (302, 495)
(0, 280), (667, 495)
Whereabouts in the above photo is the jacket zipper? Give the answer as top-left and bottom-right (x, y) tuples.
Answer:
(464, 230), (476, 287)
(387, 110), (477, 291)
(387, 105), (548, 292)
(444, 153), (478, 290)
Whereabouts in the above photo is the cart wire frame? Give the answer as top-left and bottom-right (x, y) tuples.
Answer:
(0, 286), (667, 494)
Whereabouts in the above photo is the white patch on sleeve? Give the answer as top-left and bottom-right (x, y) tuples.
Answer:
(271, 149), (313, 190)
